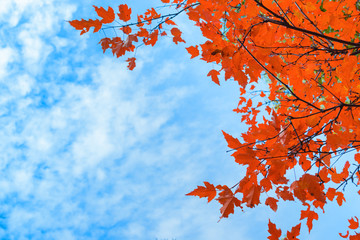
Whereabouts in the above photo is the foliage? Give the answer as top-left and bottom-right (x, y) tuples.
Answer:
(70, 0), (360, 238)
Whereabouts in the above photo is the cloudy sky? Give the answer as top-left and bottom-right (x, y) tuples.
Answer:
(0, 0), (359, 239)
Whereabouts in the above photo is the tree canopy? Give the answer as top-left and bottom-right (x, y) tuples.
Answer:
(70, 0), (360, 239)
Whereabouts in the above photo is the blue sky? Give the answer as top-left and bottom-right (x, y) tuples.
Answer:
(1, 0), (360, 239)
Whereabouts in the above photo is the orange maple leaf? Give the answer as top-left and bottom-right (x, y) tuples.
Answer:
(216, 185), (241, 219)
(69, 19), (102, 35)
(268, 220), (282, 240)
(265, 197), (279, 212)
(349, 217), (359, 230)
(186, 181), (217, 203)
(170, 27), (185, 44)
(126, 57), (136, 70)
(186, 46), (200, 59)
(118, 4), (132, 22)
(93, 6), (115, 24)
(207, 69), (220, 85)
(222, 130), (241, 149)
(300, 203), (319, 233)
(285, 223), (301, 240)
(144, 30), (158, 46)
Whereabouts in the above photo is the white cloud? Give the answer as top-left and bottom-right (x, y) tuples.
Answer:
(0, 47), (16, 80)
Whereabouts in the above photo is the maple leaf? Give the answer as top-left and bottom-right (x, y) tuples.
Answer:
(186, 46), (199, 59)
(340, 231), (350, 239)
(265, 197), (279, 212)
(126, 57), (136, 70)
(349, 217), (359, 230)
(99, 38), (111, 53)
(268, 220), (282, 240)
(165, 17), (176, 25)
(121, 26), (132, 34)
(216, 185), (241, 219)
(144, 30), (158, 46)
(69, 19), (102, 35)
(170, 27), (185, 44)
(123, 35), (138, 48)
(285, 223), (301, 240)
(207, 69), (220, 85)
(93, 6), (115, 24)
(350, 233), (360, 240)
(186, 181), (217, 203)
(244, 184), (261, 208)
(118, 4), (132, 22)
(300, 203), (318, 232)
(222, 130), (241, 149)
(336, 192), (346, 206)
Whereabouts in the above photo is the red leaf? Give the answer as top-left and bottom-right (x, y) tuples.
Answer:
(126, 57), (136, 70)
(300, 203), (318, 232)
(69, 19), (102, 35)
(286, 223), (301, 240)
(118, 4), (131, 22)
(170, 27), (185, 44)
(93, 6), (115, 24)
(144, 30), (158, 46)
(265, 197), (279, 212)
(186, 181), (217, 203)
(186, 46), (199, 59)
(99, 38), (111, 53)
(222, 130), (241, 149)
(340, 231), (350, 238)
(356, 153), (360, 164)
(349, 217), (359, 230)
(165, 17), (176, 25)
(268, 220), (282, 240)
(244, 184), (261, 208)
(121, 26), (132, 34)
(336, 192), (346, 206)
(207, 69), (220, 85)
(216, 185), (241, 219)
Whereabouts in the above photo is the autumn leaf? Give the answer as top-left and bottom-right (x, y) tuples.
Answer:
(207, 69), (220, 85)
(222, 130), (241, 149)
(244, 184), (261, 208)
(118, 4), (131, 22)
(348, 217), (359, 230)
(216, 185), (241, 219)
(355, 153), (360, 164)
(170, 27), (185, 44)
(69, 19), (102, 35)
(93, 6), (115, 24)
(165, 17), (176, 25)
(286, 223), (301, 240)
(265, 197), (279, 212)
(268, 220), (282, 240)
(99, 38), (111, 53)
(340, 231), (350, 239)
(186, 46), (199, 59)
(186, 182), (217, 203)
(144, 30), (158, 46)
(126, 57), (136, 70)
(300, 203), (318, 232)
(121, 26), (132, 34)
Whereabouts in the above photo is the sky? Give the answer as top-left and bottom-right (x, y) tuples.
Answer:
(0, 0), (360, 239)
